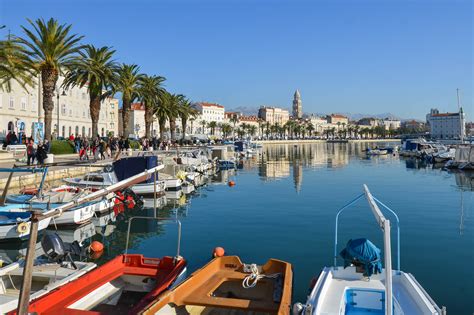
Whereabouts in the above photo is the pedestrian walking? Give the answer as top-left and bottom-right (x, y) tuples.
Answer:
(26, 138), (36, 166)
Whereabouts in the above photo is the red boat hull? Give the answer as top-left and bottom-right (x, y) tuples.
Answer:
(13, 254), (186, 315)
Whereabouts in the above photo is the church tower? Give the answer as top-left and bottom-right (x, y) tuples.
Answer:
(292, 90), (302, 119)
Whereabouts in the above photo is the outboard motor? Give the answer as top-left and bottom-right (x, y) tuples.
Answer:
(41, 233), (66, 262)
(41, 233), (78, 269)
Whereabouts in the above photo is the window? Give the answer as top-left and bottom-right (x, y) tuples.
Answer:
(21, 97), (27, 110)
(111, 103), (115, 109)
(9, 97), (14, 109)
(83, 111), (85, 118)
(81, 92), (86, 100)
(82, 126), (86, 136)
(69, 126), (72, 136)
(62, 126), (65, 137)
(62, 104), (66, 115)
(69, 109), (73, 116)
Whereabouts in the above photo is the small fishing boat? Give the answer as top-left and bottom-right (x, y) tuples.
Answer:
(366, 148), (388, 155)
(0, 206), (52, 241)
(5, 189), (100, 226)
(293, 185), (445, 315)
(140, 255), (293, 314)
(20, 217), (187, 314)
(0, 232), (96, 313)
(218, 160), (236, 170)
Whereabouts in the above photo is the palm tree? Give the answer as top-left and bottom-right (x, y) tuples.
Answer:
(16, 18), (84, 140)
(229, 115), (239, 139)
(221, 123), (232, 138)
(208, 121), (217, 136)
(154, 91), (173, 141)
(115, 64), (142, 137)
(178, 98), (198, 140)
(0, 37), (35, 92)
(138, 74), (165, 138)
(165, 93), (182, 141)
(200, 120), (207, 134)
(248, 125), (257, 139)
(63, 45), (117, 138)
(306, 122), (315, 137)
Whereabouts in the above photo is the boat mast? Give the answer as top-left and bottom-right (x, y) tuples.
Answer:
(456, 88), (463, 142)
(364, 184), (393, 315)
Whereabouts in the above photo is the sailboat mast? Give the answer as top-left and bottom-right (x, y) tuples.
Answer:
(456, 88), (463, 142)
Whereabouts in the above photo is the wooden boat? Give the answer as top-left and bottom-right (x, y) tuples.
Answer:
(0, 259), (96, 314)
(140, 255), (292, 315)
(20, 254), (187, 314)
(293, 185), (444, 315)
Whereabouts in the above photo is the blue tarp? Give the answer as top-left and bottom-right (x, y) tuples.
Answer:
(113, 156), (158, 184)
(340, 238), (382, 277)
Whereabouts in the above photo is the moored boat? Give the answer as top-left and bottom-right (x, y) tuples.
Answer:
(293, 185), (445, 315)
(140, 255), (293, 314)
(18, 217), (187, 314)
(0, 207), (51, 241)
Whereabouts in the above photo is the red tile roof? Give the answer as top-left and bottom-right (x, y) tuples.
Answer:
(131, 103), (145, 110)
(331, 114), (348, 119)
(199, 102), (224, 109)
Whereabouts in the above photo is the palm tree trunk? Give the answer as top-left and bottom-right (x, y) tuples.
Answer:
(122, 96), (131, 137)
(41, 68), (59, 141)
(144, 103), (153, 139)
(170, 119), (176, 141)
(181, 119), (187, 140)
(90, 95), (101, 139)
(159, 118), (166, 141)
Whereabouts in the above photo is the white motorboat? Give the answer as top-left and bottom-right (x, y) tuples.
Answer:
(0, 259), (96, 314)
(64, 163), (167, 197)
(142, 196), (168, 209)
(53, 222), (96, 244)
(293, 185), (445, 315)
(366, 148), (388, 155)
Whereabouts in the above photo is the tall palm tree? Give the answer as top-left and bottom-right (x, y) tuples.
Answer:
(208, 121), (217, 135)
(229, 115), (239, 139)
(0, 37), (35, 92)
(115, 64), (142, 137)
(154, 91), (173, 141)
(138, 74), (166, 138)
(178, 98), (198, 140)
(166, 93), (182, 141)
(63, 45), (117, 138)
(16, 18), (84, 140)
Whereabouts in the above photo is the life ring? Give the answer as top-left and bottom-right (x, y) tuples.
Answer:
(16, 222), (30, 234)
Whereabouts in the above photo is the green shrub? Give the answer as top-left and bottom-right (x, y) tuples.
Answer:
(50, 140), (75, 155)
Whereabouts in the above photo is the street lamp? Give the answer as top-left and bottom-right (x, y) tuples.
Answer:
(56, 88), (67, 138)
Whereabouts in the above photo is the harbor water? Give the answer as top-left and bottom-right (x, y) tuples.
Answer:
(3, 142), (473, 314)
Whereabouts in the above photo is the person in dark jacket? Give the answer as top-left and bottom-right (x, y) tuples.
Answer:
(26, 138), (36, 165)
(36, 142), (47, 165)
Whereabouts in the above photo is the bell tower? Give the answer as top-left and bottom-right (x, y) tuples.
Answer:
(292, 90), (302, 119)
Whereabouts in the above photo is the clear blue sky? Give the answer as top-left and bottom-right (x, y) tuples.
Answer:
(1, 0), (472, 120)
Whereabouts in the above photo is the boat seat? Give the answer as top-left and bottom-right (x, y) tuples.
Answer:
(181, 270), (279, 312)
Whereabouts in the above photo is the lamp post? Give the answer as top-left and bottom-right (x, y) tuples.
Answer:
(55, 88), (67, 139)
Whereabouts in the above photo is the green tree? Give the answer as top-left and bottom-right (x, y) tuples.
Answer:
(221, 123), (232, 138)
(208, 121), (217, 135)
(16, 18), (84, 140)
(178, 98), (198, 140)
(138, 74), (166, 138)
(115, 64), (142, 137)
(0, 37), (35, 92)
(200, 120), (207, 134)
(63, 45), (117, 138)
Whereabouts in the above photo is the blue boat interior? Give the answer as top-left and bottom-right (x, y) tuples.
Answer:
(344, 288), (385, 315)
(0, 211), (31, 224)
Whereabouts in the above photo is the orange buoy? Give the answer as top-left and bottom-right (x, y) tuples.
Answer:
(90, 241), (104, 252)
(228, 181), (235, 187)
(213, 247), (225, 258)
(90, 250), (104, 260)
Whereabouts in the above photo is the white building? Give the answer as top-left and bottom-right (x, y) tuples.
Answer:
(382, 119), (401, 131)
(0, 76), (119, 140)
(426, 108), (465, 140)
(258, 106), (290, 125)
(192, 102), (225, 135)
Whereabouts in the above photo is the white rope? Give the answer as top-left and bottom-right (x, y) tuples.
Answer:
(242, 263), (280, 289)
